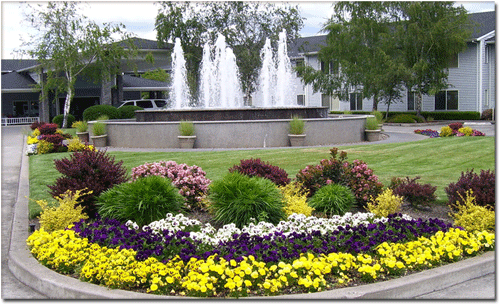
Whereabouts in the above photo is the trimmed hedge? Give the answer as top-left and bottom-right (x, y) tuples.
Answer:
(83, 105), (120, 121)
(330, 111), (481, 121)
(118, 105), (143, 119)
(52, 114), (76, 128)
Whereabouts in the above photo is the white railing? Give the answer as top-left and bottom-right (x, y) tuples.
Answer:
(2, 117), (40, 126)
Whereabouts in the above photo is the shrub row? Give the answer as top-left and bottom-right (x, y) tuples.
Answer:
(331, 111), (482, 121)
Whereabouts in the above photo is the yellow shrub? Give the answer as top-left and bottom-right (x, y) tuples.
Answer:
(55, 129), (64, 135)
(279, 182), (314, 217)
(36, 140), (53, 154)
(31, 128), (41, 137)
(67, 137), (95, 152)
(458, 127), (473, 136)
(36, 189), (91, 232)
(27, 136), (39, 145)
(366, 188), (403, 218)
(449, 190), (495, 232)
(439, 126), (453, 137)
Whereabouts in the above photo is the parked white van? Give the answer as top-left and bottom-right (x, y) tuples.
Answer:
(118, 99), (171, 110)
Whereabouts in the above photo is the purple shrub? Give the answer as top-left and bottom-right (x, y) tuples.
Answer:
(30, 121), (47, 130)
(48, 149), (128, 217)
(391, 176), (437, 207)
(229, 158), (290, 186)
(448, 122), (463, 131)
(445, 169), (495, 210)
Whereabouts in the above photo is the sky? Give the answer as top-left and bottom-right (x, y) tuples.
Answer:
(1, 1), (496, 59)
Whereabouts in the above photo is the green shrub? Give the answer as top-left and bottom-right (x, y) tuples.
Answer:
(118, 105), (143, 119)
(178, 121), (195, 136)
(52, 114), (76, 128)
(365, 117), (379, 130)
(308, 183), (356, 217)
(83, 105), (119, 121)
(387, 114), (422, 123)
(92, 121), (106, 136)
(289, 116), (305, 135)
(208, 172), (286, 228)
(72, 121), (88, 132)
(96, 175), (184, 227)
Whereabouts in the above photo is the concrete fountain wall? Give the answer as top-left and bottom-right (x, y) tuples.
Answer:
(89, 113), (369, 149)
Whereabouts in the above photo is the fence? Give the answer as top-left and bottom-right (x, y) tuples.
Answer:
(2, 117), (40, 126)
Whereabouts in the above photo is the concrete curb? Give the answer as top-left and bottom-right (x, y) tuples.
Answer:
(8, 135), (495, 299)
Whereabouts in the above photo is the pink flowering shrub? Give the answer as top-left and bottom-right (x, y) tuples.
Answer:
(296, 148), (383, 208)
(343, 159), (384, 207)
(131, 161), (211, 211)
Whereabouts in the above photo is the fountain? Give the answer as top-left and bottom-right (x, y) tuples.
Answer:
(106, 30), (369, 149)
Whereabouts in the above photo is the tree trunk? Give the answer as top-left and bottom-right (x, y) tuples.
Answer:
(415, 92), (425, 120)
(39, 70), (50, 123)
(62, 85), (73, 128)
(372, 93), (378, 111)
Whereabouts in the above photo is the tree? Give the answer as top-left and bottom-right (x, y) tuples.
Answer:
(155, 1), (303, 102)
(140, 68), (170, 99)
(297, 1), (471, 113)
(19, 2), (135, 127)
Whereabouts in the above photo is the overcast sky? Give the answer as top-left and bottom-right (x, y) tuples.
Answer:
(1, 1), (496, 59)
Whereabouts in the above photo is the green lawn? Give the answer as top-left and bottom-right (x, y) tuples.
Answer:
(29, 136), (495, 218)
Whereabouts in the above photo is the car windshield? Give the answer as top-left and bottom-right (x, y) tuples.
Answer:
(155, 100), (167, 107)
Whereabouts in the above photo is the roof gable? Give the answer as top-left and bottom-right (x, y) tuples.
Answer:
(1, 59), (39, 73)
(1, 72), (38, 91)
(468, 11), (496, 40)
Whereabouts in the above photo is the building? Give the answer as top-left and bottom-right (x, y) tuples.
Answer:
(288, 11), (496, 114)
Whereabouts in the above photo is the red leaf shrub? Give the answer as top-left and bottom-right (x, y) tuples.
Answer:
(445, 169), (495, 210)
(391, 176), (437, 207)
(30, 121), (47, 130)
(447, 122), (463, 131)
(37, 123), (59, 135)
(48, 149), (128, 217)
(230, 158), (290, 186)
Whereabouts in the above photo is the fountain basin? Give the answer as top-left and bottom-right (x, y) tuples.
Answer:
(89, 115), (370, 149)
(136, 106), (329, 122)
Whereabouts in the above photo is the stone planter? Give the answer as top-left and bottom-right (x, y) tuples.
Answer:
(91, 134), (107, 147)
(178, 135), (196, 149)
(365, 129), (381, 142)
(76, 131), (89, 143)
(288, 134), (306, 147)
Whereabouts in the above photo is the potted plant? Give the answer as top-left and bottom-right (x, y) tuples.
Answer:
(73, 121), (89, 143)
(90, 120), (107, 147)
(365, 116), (381, 142)
(288, 116), (306, 146)
(178, 121), (196, 149)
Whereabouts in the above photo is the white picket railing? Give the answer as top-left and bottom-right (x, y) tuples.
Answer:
(2, 117), (40, 126)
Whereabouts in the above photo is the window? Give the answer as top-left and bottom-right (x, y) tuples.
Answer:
(485, 46), (489, 64)
(136, 100), (154, 108)
(435, 90), (458, 110)
(407, 91), (415, 111)
(321, 94), (330, 109)
(349, 93), (363, 111)
(295, 59), (305, 77)
(320, 60), (339, 75)
(297, 95), (305, 106)
(154, 100), (167, 107)
(448, 53), (458, 68)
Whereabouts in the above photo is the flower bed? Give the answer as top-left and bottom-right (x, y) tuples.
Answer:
(414, 122), (485, 138)
(27, 212), (494, 298)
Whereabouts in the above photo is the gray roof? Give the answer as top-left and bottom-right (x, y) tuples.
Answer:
(468, 10), (495, 40)
(122, 74), (169, 91)
(1, 72), (38, 92)
(1, 59), (39, 73)
(119, 37), (173, 50)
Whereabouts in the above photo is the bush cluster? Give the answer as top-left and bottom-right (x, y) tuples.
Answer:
(390, 177), (437, 207)
(445, 169), (495, 210)
(449, 190), (495, 232)
(208, 172), (286, 228)
(366, 189), (404, 218)
(308, 183), (355, 216)
(481, 109), (493, 120)
(296, 148), (383, 208)
(83, 105), (120, 121)
(279, 182), (314, 217)
(131, 161), (211, 211)
(422, 122), (485, 138)
(118, 105), (143, 119)
(36, 189), (90, 232)
(52, 114), (76, 128)
(96, 175), (184, 226)
(48, 149), (128, 217)
(387, 114), (424, 123)
(229, 158), (290, 186)
(26, 122), (74, 155)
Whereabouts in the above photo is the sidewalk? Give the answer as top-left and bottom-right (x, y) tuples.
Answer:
(2, 123), (495, 299)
